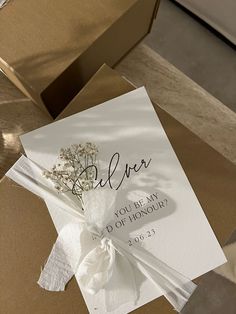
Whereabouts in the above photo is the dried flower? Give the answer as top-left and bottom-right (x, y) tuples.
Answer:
(43, 143), (98, 203)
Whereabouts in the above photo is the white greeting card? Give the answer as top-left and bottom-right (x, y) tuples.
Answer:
(20, 87), (226, 313)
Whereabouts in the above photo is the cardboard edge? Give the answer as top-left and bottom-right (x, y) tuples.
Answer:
(56, 64), (134, 120)
(148, 0), (161, 33)
(0, 57), (52, 116)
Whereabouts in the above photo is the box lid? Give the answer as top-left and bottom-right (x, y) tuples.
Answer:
(0, 0), (137, 93)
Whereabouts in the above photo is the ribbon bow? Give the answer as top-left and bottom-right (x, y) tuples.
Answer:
(7, 156), (196, 312)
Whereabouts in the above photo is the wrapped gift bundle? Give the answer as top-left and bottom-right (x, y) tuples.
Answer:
(1, 65), (236, 314)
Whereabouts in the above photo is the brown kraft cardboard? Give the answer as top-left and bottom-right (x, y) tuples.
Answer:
(1, 65), (236, 314)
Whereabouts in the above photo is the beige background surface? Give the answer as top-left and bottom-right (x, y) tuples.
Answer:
(116, 45), (236, 165)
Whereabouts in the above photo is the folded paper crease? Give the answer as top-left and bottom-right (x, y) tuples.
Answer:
(6, 155), (197, 312)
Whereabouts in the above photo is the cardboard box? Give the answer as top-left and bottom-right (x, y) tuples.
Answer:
(1, 65), (236, 314)
(0, 0), (159, 117)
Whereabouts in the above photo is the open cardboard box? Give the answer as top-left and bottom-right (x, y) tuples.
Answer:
(0, 0), (159, 117)
(1, 65), (236, 313)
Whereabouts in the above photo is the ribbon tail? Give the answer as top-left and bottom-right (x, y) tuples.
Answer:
(135, 257), (196, 312)
(112, 237), (196, 312)
(104, 247), (138, 312)
(38, 224), (85, 291)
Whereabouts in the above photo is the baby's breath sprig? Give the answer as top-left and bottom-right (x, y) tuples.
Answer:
(43, 142), (98, 202)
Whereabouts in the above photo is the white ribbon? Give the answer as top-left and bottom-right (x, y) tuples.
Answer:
(0, 0), (10, 9)
(6, 155), (197, 312)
